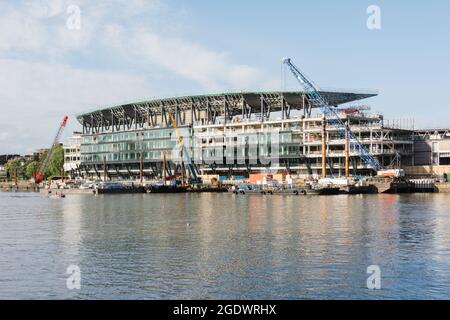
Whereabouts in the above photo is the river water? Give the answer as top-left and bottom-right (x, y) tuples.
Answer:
(0, 191), (449, 299)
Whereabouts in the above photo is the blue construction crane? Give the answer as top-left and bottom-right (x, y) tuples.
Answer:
(282, 57), (382, 173)
(168, 112), (202, 185)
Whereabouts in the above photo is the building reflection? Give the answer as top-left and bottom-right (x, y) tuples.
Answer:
(54, 193), (448, 298)
(61, 196), (82, 259)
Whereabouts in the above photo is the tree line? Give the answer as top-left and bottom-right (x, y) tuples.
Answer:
(3, 145), (64, 182)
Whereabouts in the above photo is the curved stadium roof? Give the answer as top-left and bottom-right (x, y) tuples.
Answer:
(77, 90), (377, 126)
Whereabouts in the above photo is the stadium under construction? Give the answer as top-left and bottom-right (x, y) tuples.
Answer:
(72, 89), (418, 181)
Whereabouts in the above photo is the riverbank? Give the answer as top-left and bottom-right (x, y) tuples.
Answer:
(0, 182), (38, 192)
(6, 180), (450, 195)
(38, 188), (93, 195)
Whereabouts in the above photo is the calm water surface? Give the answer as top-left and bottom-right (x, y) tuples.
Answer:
(0, 191), (449, 299)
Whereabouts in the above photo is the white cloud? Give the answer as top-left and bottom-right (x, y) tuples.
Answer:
(0, 0), (160, 55)
(0, 1), (262, 90)
(0, 3), (47, 51)
(129, 31), (261, 90)
(0, 0), (267, 153)
(0, 58), (150, 154)
(24, 0), (65, 18)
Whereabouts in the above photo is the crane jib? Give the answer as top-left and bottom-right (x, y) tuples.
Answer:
(168, 112), (199, 180)
(34, 115), (69, 184)
(282, 58), (381, 172)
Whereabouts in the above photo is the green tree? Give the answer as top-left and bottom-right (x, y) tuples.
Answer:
(46, 145), (64, 177)
(5, 158), (26, 181)
(4, 145), (65, 182)
(33, 145), (64, 179)
(25, 161), (39, 179)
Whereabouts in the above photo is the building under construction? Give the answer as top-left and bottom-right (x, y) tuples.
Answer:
(74, 90), (415, 180)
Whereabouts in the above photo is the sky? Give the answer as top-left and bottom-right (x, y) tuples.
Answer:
(1, 0), (449, 154)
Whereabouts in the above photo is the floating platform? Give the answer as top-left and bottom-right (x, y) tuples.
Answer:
(231, 189), (264, 195)
(147, 185), (188, 193)
(305, 187), (342, 196)
(95, 187), (146, 194)
(187, 187), (228, 193)
(341, 185), (378, 195)
(269, 189), (307, 195)
(95, 182), (146, 194)
(369, 180), (415, 194)
(232, 188), (306, 195)
(147, 185), (228, 194)
(411, 180), (438, 193)
(232, 186), (343, 196)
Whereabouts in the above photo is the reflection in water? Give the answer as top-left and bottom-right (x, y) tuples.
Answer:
(0, 192), (450, 299)
(61, 201), (82, 260)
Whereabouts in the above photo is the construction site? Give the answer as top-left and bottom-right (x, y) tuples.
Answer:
(75, 90), (395, 178)
(6, 58), (448, 195)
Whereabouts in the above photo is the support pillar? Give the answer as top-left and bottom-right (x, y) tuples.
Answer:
(260, 96), (264, 123)
(140, 153), (143, 184)
(103, 157), (108, 182)
(322, 115), (327, 178)
(345, 120), (350, 178)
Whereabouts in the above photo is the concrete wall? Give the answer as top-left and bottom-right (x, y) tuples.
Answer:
(439, 139), (450, 151)
(413, 140), (432, 165)
(404, 165), (450, 176)
(436, 183), (450, 193)
(413, 136), (450, 166)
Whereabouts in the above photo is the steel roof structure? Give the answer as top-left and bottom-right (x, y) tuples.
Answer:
(77, 91), (377, 128)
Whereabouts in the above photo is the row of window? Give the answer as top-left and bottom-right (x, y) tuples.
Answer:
(81, 151), (168, 162)
(80, 129), (293, 147)
(81, 134), (292, 154)
(193, 133), (292, 145)
(65, 157), (80, 162)
(64, 148), (80, 153)
(81, 129), (176, 144)
(81, 140), (176, 153)
(200, 145), (299, 157)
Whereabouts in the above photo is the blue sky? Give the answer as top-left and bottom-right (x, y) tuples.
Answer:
(1, 0), (449, 154)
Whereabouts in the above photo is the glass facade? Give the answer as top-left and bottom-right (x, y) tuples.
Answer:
(80, 128), (177, 163)
(80, 126), (297, 166)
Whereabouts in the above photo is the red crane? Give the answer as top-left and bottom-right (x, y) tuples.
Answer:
(34, 116), (69, 184)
